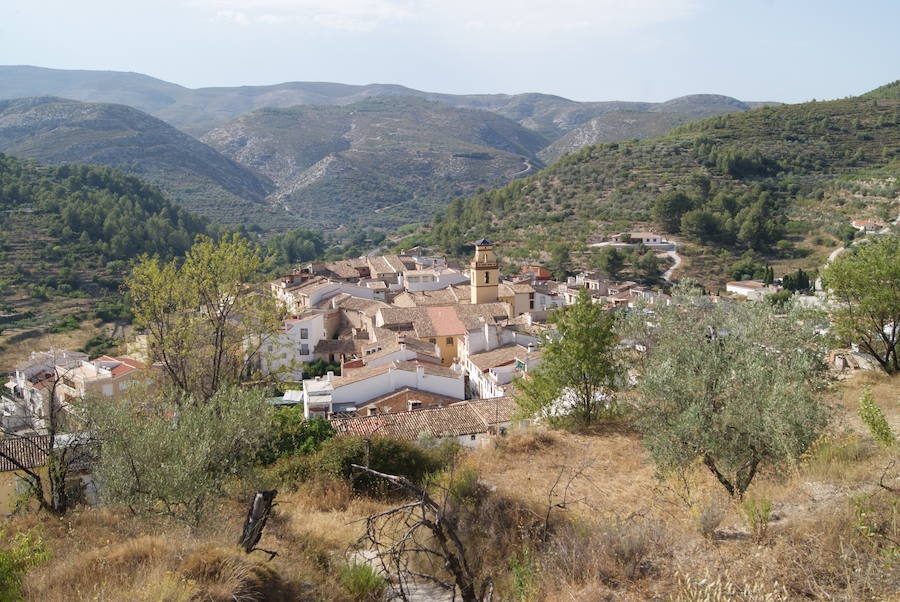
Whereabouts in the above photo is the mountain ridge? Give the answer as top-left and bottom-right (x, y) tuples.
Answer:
(0, 96), (279, 227)
(0, 65), (779, 138)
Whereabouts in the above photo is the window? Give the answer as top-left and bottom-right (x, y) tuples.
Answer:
(470, 434), (477, 441)
(368, 407), (378, 416)
(300, 344), (309, 355)
(300, 328), (309, 339)
(429, 338), (436, 344)
(446, 337), (453, 345)
(409, 401), (422, 410)
(484, 271), (490, 284)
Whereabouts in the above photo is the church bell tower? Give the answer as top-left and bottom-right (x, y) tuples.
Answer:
(470, 239), (499, 304)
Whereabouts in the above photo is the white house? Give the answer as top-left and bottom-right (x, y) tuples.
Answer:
(457, 323), (541, 399)
(725, 280), (780, 301)
(260, 310), (341, 379)
(400, 267), (469, 292)
(296, 361), (465, 418)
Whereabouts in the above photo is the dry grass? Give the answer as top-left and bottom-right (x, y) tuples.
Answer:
(7, 372), (899, 601)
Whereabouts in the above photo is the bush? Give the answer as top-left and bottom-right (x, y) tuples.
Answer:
(337, 562), (385, 601)
(272, 436), (456, 495)
(0, 529), (49, 602)
(740, 495), (773, 543)
(47, 314), (80, 333)
(693, 499), (726, 539)
(261, 408), (334, 464)
(858, 386), (896, 448)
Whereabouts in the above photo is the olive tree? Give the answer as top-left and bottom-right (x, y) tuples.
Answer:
(824, 235), (900, 374)
(84, 386), (273, 526)
(515, 288), (621, 425)
(620, 289), (830, 498)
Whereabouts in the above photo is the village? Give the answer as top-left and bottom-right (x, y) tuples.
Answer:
(1, 218), (891, 516)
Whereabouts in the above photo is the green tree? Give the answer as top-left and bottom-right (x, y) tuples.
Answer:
(633, 249), (662, 281)
(514, 288), (620, 425)
(547, 244), (572, 280)
(127, 234), (285, 400)
(824, 236), (900, 374)
(652, 190), (694, 233)
(591, 246), (625, 278)
(262, 408), (335, 463)
(84, 386), (273, 527)
(621, 290), (829, 498)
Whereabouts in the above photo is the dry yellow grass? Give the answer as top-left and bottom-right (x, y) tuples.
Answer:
(7, 371), (898, 601)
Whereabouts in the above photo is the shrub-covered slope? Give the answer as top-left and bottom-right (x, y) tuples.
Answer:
(0, 97), (280, 227)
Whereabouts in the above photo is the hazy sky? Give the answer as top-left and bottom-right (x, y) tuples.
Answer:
(2, 0), (897, 102)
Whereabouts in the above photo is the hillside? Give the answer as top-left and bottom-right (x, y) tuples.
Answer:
(202, 97), (549, 229)
(539, 111), (696, 163)
(862, 79), (900, 100)
(7, 370), (898, 600)
(0, 97), (280, 227)
(0, 155), (220, 363)
(0, 66), (776, 140)
(420, 96), (900, 286)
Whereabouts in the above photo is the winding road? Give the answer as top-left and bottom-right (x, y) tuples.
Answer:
(659, 248), (682, 282)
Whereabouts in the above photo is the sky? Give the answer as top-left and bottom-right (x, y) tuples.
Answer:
(2, 0), (898, 103)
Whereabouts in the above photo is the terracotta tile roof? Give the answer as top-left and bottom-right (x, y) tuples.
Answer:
(367, 255), (402, 275)
(95, 356), (146, 377)
(455, 303), (511, 329)
(468, 345), (530, 371)
(329, 294), (390, 315)
(330, 403), (489, 440)
(357, 387), (459, 409)
(0, 435), (49, 473)
(423, 306), (467, 337)
(314, 339), (356, 354)
(394, 288), (464, 306)
(461, 397), (518, 425)
(323, 260), (363, 279)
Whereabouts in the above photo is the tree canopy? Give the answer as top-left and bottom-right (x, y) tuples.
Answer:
(824, 236), (900, 374)
(514, 288), (621, 425)
(127, 233), (285, 400)
(620, 289), (830, 497)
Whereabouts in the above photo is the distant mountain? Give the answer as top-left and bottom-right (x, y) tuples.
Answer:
(539, 111), (695, 163)
(0, 66), (779, 140)
(538, 95), (776, 163)
(0, 97), (278, 226)
(203, 97), (549, 229)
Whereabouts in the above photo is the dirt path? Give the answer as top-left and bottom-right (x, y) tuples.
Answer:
(660, 247), (681, 282)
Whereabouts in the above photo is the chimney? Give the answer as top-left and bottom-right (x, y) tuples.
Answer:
(326, 371), (334, 383)
(527, 342), (535, 354)
(416, 364), (425, 380)
(398, 336), (406, 351)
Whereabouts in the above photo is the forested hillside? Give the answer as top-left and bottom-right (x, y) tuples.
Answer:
(419, 95), (899, 284)
(0, 155), (216, 332)
(0, 97), (283, 228)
